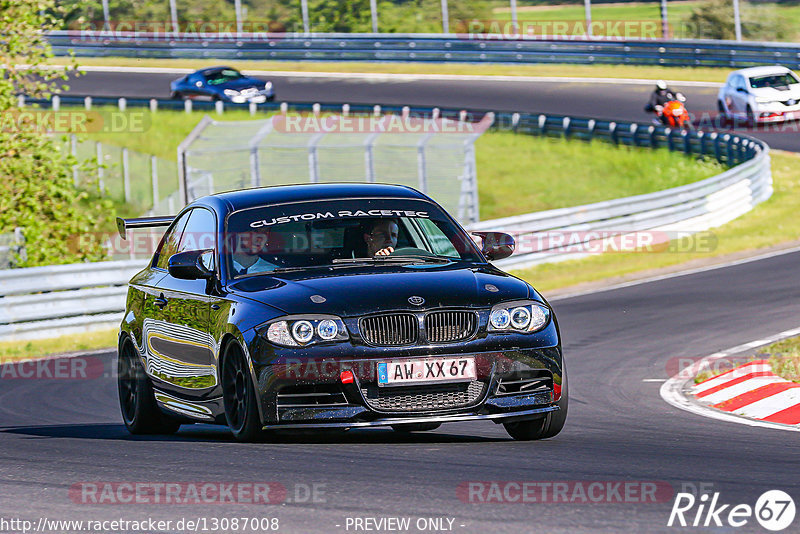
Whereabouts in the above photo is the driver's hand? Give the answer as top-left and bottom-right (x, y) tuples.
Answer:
(375, 247), (394, 256)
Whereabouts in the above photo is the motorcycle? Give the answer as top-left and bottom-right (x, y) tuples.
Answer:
(651, 92), (692, 129)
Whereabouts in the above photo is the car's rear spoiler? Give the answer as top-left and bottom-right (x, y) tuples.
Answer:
(116, 216), (174, 240)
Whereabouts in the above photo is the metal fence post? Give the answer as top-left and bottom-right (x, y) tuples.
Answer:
(307, 133), (324, 183)
(52, 95), (60, 111)
(370, 0), (378, 33)
(562, 117), (571, 139)
(70, 134), (78, 186)
(648, 125), (657, 148)
(96, 141), (105, 194)
(417, 133), (434, 194)
(364, 133), (378, 183)
(122, 147), (131, 202)
(151, 155), (159, 208)
(301, 0), (310, 34)
(84, 96), (92, 110)
(440, 0), (449, 33)
(682, 130), (692, 155)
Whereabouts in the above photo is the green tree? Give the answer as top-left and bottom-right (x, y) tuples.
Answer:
(685, 0), (790, 41)
(0, 0), (110, 266)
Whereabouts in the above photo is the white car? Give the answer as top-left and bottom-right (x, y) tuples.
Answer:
(718, 66), (800, 123)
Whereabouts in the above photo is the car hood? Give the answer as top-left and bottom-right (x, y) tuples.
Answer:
(227, 264), (534, 317)
(750, 84), (800, 100)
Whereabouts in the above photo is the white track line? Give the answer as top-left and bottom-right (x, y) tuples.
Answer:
(659, 326), (800, 432)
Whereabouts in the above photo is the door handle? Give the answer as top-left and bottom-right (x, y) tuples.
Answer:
(154, 294), (168, 309)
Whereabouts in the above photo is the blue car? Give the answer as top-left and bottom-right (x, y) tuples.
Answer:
(170, 66), (274, 103)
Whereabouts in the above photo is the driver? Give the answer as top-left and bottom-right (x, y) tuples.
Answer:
(231, 231), (276, 275)
(644, 80), (677, 114)
(363, 218), (399, 257)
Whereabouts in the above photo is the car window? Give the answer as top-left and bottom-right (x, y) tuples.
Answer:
(154, 210), (192, 270)
(224, 199), (482, 277)
(749, 73), (800, 89)
(206, 69), (244, 85)
(414, 218), (459, 258)
(178, 208), (217, 255)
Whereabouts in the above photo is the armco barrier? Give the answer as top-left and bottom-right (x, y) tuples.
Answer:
(46, 31), (800, 69)
(0, 260), (142, 341)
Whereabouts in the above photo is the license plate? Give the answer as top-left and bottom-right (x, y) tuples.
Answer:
(377, 357), (476, 387)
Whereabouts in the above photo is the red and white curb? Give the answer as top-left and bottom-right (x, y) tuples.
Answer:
(691, 360), (800, 425)
(660, 327), (800, 432)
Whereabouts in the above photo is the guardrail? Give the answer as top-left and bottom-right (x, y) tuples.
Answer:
(0, 260), (142, 341)
(47, 31), (800, 68)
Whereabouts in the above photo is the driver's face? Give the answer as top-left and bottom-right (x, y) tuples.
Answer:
(364, 220), (399, 255)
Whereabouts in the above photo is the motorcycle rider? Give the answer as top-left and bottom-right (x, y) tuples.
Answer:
(644, 80), (678, 123)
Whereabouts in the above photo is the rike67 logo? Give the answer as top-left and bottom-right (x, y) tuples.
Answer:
(668, 490), (796, 531)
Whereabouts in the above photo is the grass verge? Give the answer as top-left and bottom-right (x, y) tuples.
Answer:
(48, 57), (729, 83)
(0, 328), (117, 363)
(512, 150), (800, 293)
(761, 336), (800, 383)
(693, 335), (800, 384)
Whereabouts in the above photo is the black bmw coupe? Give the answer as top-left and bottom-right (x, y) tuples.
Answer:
(116, 183), (567, 441)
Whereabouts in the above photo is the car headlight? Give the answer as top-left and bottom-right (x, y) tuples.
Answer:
(264, 81), (273, 91)
(261, 315), (348, 347)
(755, 97), (775, 104)
(488, 301), (550, 333)
(223, 89), (240, 97)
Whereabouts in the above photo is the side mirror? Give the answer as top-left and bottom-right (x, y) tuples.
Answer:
(471, 231), (515, 261)
(168, 249), (215, 280)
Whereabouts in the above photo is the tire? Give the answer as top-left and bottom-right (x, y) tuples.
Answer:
(221, 341), (265, 442)
(717, 101), (728, 126)
(391, 423), (441, 433)
(747, 105), (757, 126)
(118, 338), (181, 435)
(503, 367), (568, 441)
(171, 92), (183, 100)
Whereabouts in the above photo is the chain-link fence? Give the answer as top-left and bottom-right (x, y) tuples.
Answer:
(178, 111), (494, 225)
(67, 135), (181, 217)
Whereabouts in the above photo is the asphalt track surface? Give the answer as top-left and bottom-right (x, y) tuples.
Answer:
(1, 70), (798, 532)
(2, 250), (800, 533)
(62, 70), (800, 152)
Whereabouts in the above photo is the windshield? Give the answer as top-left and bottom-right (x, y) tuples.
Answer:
(206, 69), (244, 85)
(224, 198), (483, 278)
(749, 73), (800, 89)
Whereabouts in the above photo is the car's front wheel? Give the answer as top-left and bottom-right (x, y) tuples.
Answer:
(118, 338), (181, 435)
(503, 369), (568, 441)
(221, 341), (265, 442)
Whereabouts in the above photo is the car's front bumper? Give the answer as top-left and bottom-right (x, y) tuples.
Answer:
(754, 102), (800, 122)
(254, 346), (563, 429)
